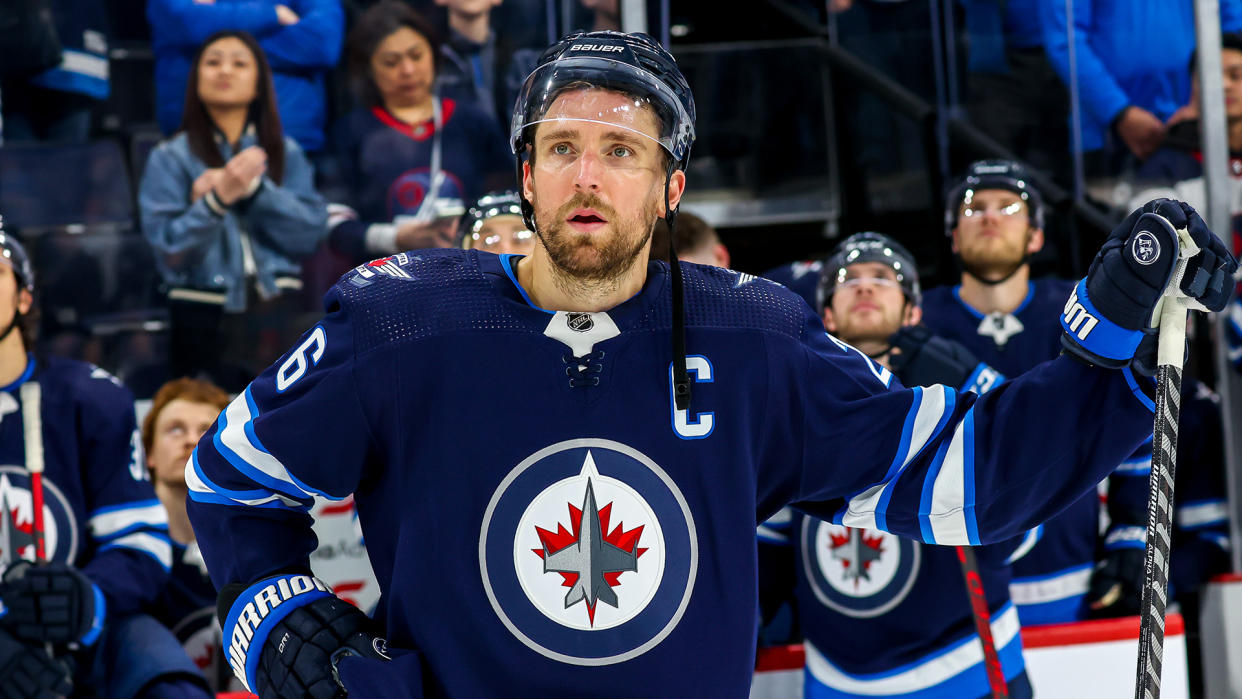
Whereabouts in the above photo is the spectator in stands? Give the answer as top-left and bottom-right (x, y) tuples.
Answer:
(148, 0), (343, 155)
(648, 211), (730, 268)
(961, 0), (1068, 177)
(457, 190), (535, 256)
(325, 1), (510, 263)
(432, 0), (539, 128)
(142, 376), (240, 692)
(139, 31), (328, 391)
(1040, 0), (1242, 173)
(1127, 33), (1242, 370)
(0, 0), (111, 143)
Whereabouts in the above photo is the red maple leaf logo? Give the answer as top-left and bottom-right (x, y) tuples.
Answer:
(532, 501), (648, 623)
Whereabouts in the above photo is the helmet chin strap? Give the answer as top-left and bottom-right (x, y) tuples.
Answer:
(664, 167), (691, 412)
(0, 312), (21, 344)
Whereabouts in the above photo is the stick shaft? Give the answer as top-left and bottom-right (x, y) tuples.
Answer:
(19, 381), (46, 562)
(1134, 363), (1182, 699)
(956, 545), (1008, 698)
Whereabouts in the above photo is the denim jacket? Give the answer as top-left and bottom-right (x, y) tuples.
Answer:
(139, 128), (328, 312)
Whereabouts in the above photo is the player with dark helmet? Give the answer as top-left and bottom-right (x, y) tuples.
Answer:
(0, 224), (35, 348)
(817, 232), (921, 312)
(184, 25), (1237, 699)
(457, 191), (534, 255)
(766, 231), (1025, 699)
(816, 231), (999, 390)
(509, 29), (699, 408)
(942, 159), (1045, 287)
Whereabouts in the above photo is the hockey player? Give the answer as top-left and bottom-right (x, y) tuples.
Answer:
(457, 190), (536, 256)
(142, 376), (237, 691)
(0, 231), (210, 697)
(760, 232), (1032, 698)
(924, 160), (1144, 625)
(186, 31), (1238, 698)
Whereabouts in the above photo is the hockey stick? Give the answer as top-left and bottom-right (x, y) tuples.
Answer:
(1134, 221), (1201, 699)
(19, 381), (46, 562)
(955, 545), (1008, 698)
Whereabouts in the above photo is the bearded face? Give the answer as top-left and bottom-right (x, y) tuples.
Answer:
(523, 88), (676, 284)
(952, 189), (1041, 282)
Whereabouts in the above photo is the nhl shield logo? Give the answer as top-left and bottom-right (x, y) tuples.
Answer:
(0, 466), (79, 571)
(480, 439), (697, 665)
(566, 313), (594, 333)
(801, 520), (919, 618)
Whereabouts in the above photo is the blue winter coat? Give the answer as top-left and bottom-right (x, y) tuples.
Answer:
(147, 0), (343, 152)
(139, 127), (328, 312)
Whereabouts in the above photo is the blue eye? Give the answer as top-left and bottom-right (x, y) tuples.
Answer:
(612, 146), (632, 158)
(553, 143), (571, 155)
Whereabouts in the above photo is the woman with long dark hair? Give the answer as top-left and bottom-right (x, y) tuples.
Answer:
(325, 1), (511, 264)
(139, 30), (327, 389)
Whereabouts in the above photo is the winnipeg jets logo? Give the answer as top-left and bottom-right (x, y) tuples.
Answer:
(829, 528), (885, 588)
(516, 452), (661, 631)
(480, 439), (697, 664)
(533, 475), (645, 625)
(977, 311), (1024, 348)
(802, 520), (919, 618)
(0, 468), (77, 572)
(1131, 230), (1161, 265)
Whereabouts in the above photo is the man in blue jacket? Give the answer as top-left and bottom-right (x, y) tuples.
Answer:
(147, 0), (343, 155)
(1041, 0), (1242, 170)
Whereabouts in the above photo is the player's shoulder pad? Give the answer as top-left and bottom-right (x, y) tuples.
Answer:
(676, 262), (812, 340)
(328, 248), (527, 355)
(34, 356), (135, 409)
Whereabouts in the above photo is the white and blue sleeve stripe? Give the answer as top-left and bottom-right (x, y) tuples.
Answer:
(213, 389), (344, 502)
(186, 451), (310, 511)
(835, 386), (955, 534)
(916, 402), (979, 546)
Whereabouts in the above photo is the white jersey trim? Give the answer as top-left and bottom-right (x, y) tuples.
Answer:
(804, 603), (1021, 695)
(1009, 564), (1092, 606)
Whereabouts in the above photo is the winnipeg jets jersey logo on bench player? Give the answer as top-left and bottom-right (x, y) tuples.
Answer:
(480, 439), (697, 665)
(801, 520), (920, 618)
(0, 467), (78, 570)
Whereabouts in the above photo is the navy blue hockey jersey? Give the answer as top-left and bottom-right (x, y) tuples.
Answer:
(760, 508), (1029, 699)
(0, 356), (171, 614)
(761, 260), (823, 311)
(187, 251), (1153, 696)
(757, 338), (1030, 698)
(921, 280), (1135, 624)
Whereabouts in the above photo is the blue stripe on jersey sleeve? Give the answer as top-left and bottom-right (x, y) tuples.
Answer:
(241, 389), (343, 501)
(186, 451), (310, 512)
(918, 438), (954, 545)
(963, 409), (980, 546)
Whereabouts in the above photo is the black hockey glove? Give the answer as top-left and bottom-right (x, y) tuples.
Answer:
(887, 325), (1004, 393)
(0, 561), (105, 646)
(219, 573), (390, 698)
(1086, 547), (1145, 619)
(1061, 199), (1237, 376)
(0, 626), (74, 699)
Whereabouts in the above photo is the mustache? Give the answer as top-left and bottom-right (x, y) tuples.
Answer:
(555, 193), (617, 221)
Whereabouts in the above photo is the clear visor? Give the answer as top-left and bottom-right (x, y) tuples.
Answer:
(510, 57), (695, 165)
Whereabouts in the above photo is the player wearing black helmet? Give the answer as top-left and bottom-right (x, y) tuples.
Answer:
(458, 191), (535, 255)
(186, 30), (1235, 699)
